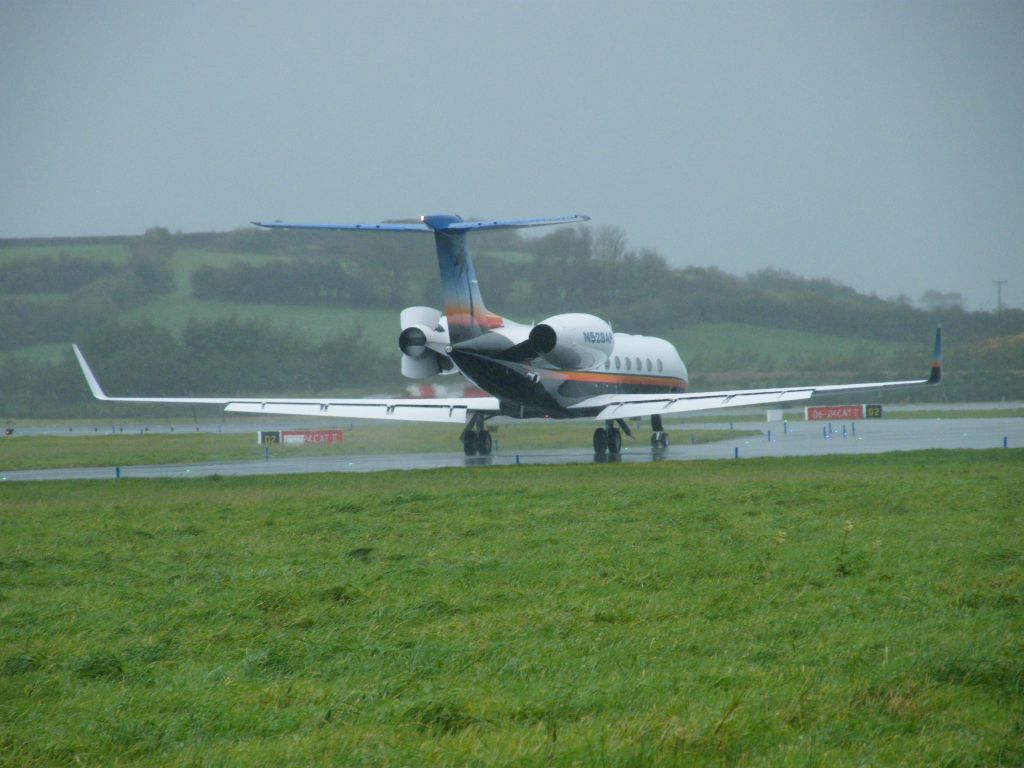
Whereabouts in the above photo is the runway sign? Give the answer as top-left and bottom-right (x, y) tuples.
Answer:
(806, 404), (865, 421)
(258, 430), (344, 445)
(805, 404), (884, 420)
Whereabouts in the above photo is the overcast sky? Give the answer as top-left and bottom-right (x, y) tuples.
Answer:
(2, 1), (1022, 310)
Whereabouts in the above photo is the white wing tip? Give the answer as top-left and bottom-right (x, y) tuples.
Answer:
(72, 344), (109, 400)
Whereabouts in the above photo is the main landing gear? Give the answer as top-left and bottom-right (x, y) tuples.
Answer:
(650, 414), (670, 451)
(461, 412), (493, 456)
(593, 420), (624, 456)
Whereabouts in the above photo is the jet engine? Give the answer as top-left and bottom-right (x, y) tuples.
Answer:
(398, 306), (453, 379)
(528, 313), (614, 370)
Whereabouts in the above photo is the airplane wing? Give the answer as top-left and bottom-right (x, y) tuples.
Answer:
(72, 345), (499, 424)
(570, 326), (942, 420)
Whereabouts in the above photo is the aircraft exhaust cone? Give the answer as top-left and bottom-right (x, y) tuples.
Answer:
(399, 326), (428, 358)
(529, 324), (557, 354)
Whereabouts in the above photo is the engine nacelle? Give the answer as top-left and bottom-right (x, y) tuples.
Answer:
(398, 325), (437, 359)
(529, 313), (614, 370)
(399, 306), (454, 379)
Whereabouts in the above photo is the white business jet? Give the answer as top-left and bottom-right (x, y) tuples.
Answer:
(74, 214), (941, 456)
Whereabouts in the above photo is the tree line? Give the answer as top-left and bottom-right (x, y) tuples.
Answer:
(0, 318), (393, 418)
(1, 225), (1021, 416)
(187, 225), (1022, 345)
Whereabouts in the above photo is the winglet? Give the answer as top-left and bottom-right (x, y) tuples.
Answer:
(928, 324), (942, 384)
(72, 344), (110, 401)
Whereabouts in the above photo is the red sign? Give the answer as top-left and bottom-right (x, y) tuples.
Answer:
(805, 405), (865, 421)
(281, 429), (344, 445)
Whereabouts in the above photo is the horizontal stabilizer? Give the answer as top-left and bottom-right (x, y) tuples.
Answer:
(252, 214), (589, 233)
(442, 215), (589, 232)
(252, 220), (432, 232)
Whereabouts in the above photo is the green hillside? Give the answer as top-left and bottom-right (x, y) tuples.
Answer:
(124, 299), (399, 350)
(0, 239), (905, 369)
(665, 323), (904, 370)
(1, 227), (1021, 416)
(165, 249), (281, 292)
(0, 241), (130, 265)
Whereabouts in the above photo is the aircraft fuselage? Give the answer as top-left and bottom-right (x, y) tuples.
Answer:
(448, 322), (688, 418)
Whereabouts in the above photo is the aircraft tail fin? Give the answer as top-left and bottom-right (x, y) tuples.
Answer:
(253, 214), (588, 344)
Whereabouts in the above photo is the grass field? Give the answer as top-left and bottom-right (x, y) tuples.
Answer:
(0, 423), (750, 471)
(0, 342), (71, 365)
(163, 249), (279, 294)
(1, 450), (1021, 766)
(664, 323), (906, 368)
(0, 243), (130, 265)
(124, 298), (400, 348)
(126, 247), (402, 349)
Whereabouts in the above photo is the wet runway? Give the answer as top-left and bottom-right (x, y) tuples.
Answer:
(3, 417), (1021, 482)
(7, 402), (1021, 438)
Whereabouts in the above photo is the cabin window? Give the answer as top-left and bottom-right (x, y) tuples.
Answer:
(604, 359), (610, 370)
(657, 359), (663, 372)
(646, 358), (652, 372)
(625, 357), (632, 371)
(614, 356), (621, 370)
(636, 357), (642, 372)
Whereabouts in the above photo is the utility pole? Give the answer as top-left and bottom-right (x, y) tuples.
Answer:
(993, 280), (1007, 313)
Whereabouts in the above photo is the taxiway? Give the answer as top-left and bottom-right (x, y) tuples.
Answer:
(2, 416), (1020, 482)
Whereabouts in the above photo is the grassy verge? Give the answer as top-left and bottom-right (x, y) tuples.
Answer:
(680, 407), (1024, 424)
(0, 424), (754, 471)
(1, 450), (1021, 766)
(877, 407), (1024, 420)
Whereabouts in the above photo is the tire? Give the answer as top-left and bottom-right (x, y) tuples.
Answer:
(463, 436), (478, 456)
(659, 432), (670, 449)
(608, 427), (622, 454)
(593, 427), (608, 455)
(477, 430), (493, 456)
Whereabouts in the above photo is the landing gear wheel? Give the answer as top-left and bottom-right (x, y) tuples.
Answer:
(463, 435), (478, 456)
(607, 427), (622, 454)
(650, 415), (668, 452)
(476, 430), (493, 456)
(593, 427), (608, 455)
